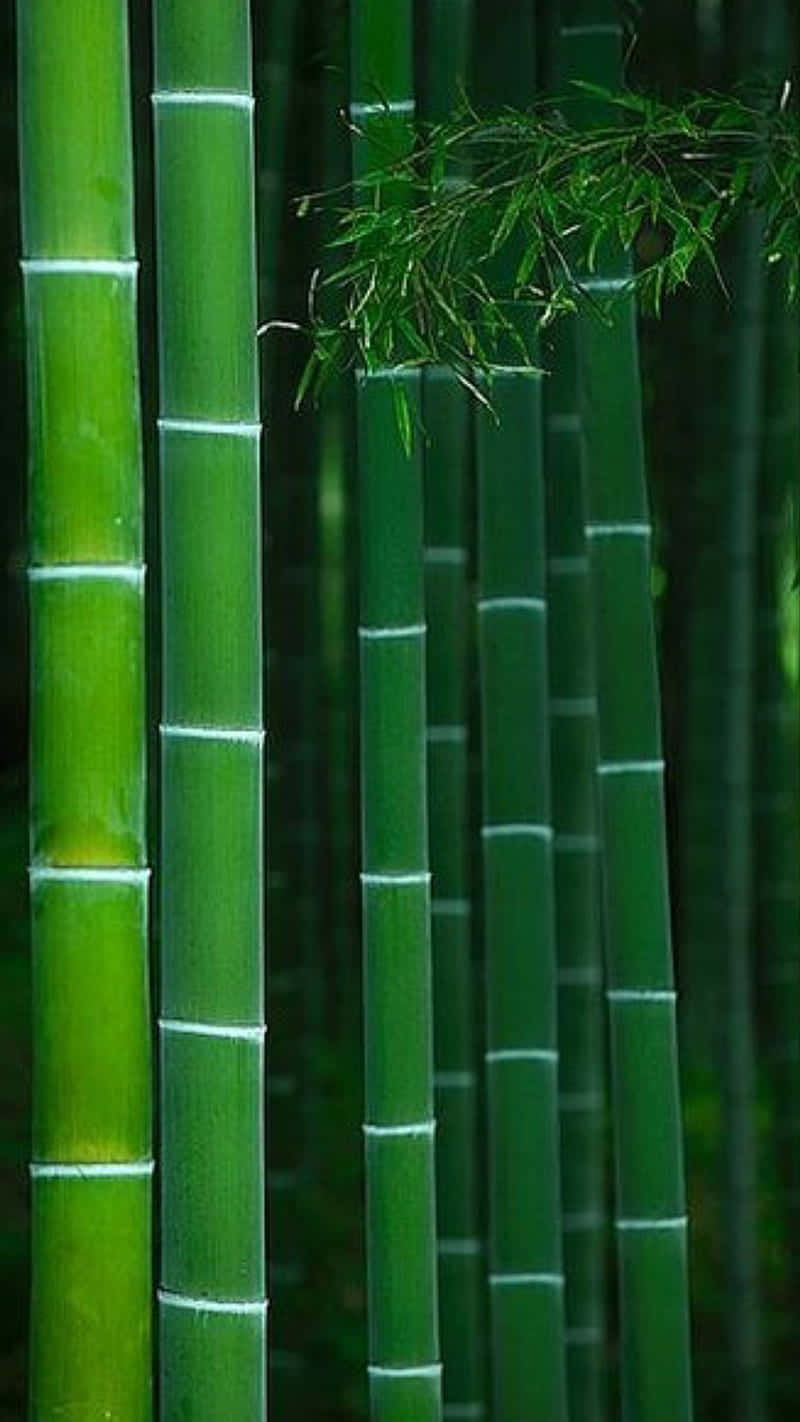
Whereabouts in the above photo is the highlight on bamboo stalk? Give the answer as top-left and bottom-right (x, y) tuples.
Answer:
(152, 0), (267, 1417)
(19, 0), (152, 1417)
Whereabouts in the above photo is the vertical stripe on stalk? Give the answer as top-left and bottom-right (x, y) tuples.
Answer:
(152, 1), (266, 1416)
(560, 8), (694, 1420)
(473, 4), (567, 1417)
(419, 1), (485, 1412)
(544, 315), (607, 1422)
(19, 0), (152, 1414)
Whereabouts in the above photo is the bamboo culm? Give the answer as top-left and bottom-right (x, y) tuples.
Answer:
(561, 6), (694, 1419)
(420, 2), (486, 1415)
(153, 0), (266, 1416)
(19, 0), (152, 1415)
(351, 3), (441, 1417)
(544, 317), (608, 1422)
(473, 3), (568, 1417)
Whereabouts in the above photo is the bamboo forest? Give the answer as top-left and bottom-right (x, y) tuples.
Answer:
(1, 0), (800, 1418)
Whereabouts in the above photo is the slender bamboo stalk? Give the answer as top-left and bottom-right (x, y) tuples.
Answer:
(423, 372), (486, 1416)
(544, 319), (607, 1422)
(19, 0), (152, 1415)
(356, 366), (441, 1420)
(473, 4), (568, 1418)
(152, 2), (266, 1415)
(420, 5), (486, 1416)
(540, 11), (607, 1414)
(351, 5), (441, 1418)
(755, 267), (800, 1399)
(560, 7), (694, 1420)
(721, 206), (767, 1422)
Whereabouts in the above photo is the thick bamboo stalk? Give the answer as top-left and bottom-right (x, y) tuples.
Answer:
(473, 5), (568, 1418)
(419, 4), (486, 1416)
(560, 7), (694, 1420)
(544, 319), (607, 1422)
(351, 6), (440, 1418)
(19, 1), (152, 1416)
(152, 2), (266, 1416)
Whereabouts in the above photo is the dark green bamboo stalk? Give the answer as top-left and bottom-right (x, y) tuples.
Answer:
(721, 210), (767, 1422)
(476, 368), (568, 1422)
(755, 268), (800, 1398)
(351, 4), (441, 1417)
(423, 372), (485, 1418)
(153, 2), (266, 1416)
(19, 1), (152, 1415)
(420, 5), (486, 1418)
(544, 319), (607, 1422)
(560, 7), (693, 1420)
(473, 5), (568, 1418)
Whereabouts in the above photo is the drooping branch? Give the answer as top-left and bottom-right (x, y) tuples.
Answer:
(292, 81), (799, 395)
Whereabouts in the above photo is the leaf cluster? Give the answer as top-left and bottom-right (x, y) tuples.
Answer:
(291, 80), (799, 400)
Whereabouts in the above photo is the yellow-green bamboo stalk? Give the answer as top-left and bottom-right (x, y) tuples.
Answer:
(153, 1), (266, 1416)
(19, 1), (152, 1416)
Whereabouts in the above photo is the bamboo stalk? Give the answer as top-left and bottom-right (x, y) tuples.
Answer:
(351, 6), (441, 1418)
(152, 1), (266, 1415)
(423, 373), (486, 1415)
(19, 0), (152, 1415)
(721, 207), (767, 1422)
(755, 267), (800, 1389)
(419, 4), (486, 1416)
(544, 319), (608, 1422)
(473, 4), (568, 1417)
(560, 7), (694, 1420)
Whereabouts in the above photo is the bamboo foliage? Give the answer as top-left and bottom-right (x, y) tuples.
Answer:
(351, 3), (441, 1418)
(152, 0), (266, 1416)
(19, 0), (152, 1416)
(561, 6), (694, 1420)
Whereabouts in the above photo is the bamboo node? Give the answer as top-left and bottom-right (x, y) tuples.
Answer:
(363, 1120), (436, 1137)
(489, 1272), (565, 1287)
(615, 1216), (687, 1231)
(152, 90), (254, 111)
(158, 1289), (268, 1316)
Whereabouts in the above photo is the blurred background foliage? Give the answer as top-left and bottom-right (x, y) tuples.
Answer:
(0, 1), (799, 1419)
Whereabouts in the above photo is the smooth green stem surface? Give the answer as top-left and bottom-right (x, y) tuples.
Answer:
(351, 4), (441, 1415)
(153, 1), (266, 1415)
(357, 371), (441, 1422)
(19, 0), (151, 1416)
(476, 371), (568, 1422)
(474, 5), (568, 1417)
